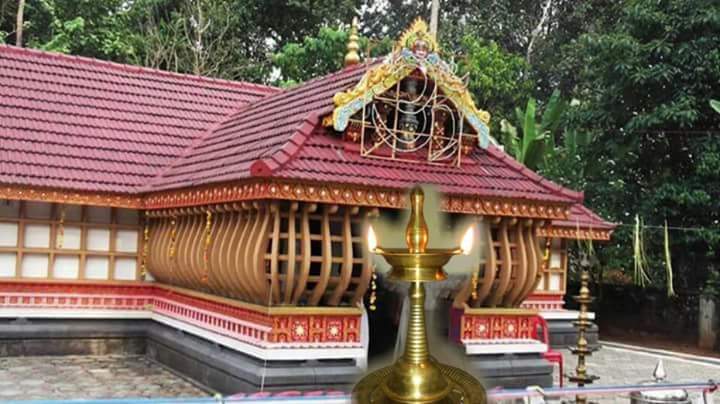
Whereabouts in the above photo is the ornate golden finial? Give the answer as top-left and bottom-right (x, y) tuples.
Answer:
(344, 17), (361, 67)
(406, 186), (429, 253)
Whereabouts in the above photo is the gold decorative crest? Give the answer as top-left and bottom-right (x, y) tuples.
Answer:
(395, 18), (440, 53)
(329, 18), (493, 152)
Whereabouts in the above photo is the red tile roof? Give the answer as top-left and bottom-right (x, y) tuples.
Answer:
(0, 45), (278, 193)
(148, 62), (372, 191)
(0, 45), (594, 210)
(150, 62), (582, 204)
(553, 203), (616, 230)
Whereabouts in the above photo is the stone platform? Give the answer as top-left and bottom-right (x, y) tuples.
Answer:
(0, 318), (363, 395)
(542, 311), (599, 348)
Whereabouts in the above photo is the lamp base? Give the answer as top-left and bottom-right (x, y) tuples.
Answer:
(353, 363), (486, 404)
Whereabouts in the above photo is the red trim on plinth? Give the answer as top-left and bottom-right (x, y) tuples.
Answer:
(0, 281), (361, 348)
(521, 293), (565, 310)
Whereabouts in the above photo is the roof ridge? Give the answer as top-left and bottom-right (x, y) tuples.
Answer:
(0, 44), (278, 95)
(484, 145), (583, 203)
(249, 113), (319, 177)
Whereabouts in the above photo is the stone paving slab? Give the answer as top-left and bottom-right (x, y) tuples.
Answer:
(0, 355), (207, 400)
(555, 345), (720, 404)
(0, 345), (718, 402)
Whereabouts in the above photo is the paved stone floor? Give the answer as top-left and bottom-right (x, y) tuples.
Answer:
(556, 344), (720, 403)
(0, 346), (717, 402)
(0, 355), (207, 400)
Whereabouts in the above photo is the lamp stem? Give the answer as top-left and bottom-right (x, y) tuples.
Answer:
(404, 281), (430, 364)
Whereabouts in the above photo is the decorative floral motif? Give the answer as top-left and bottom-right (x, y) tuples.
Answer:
(461, 312), (539, 342)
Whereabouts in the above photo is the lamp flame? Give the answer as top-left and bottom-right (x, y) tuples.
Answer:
(367, 225), (378, 252)
(461, 226), (474, 255)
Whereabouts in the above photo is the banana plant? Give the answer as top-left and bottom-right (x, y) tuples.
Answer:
(500, 89), (566, 170)
(711, 99), (720, 114)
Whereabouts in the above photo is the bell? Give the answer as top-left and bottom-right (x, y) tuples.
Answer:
(399, 108), (420, 135)
(398, 78), (420, 148)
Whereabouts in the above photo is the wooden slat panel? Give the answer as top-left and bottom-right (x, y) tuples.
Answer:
(283, 203), (299, 304)
(236, 205), (256, 301)
(269, 204), (281, 304)
(516, 221), (539, 305)
(504, 222), (527, 306)
(292, 204), (315, 304)
(487, 219), (511, 307)
(252, 203), (271, 304)
(226, 208), (248, 299)
(475, 222), (498, 306)
(327, 208), (354, 306)
(151, 215), (173, 284)
(308, 205), (335, 306)
(208, 207), (231, 294)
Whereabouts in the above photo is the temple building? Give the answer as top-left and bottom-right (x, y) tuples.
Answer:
(0, 20), (614, 392)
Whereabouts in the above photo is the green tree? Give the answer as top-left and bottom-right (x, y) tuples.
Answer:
(499, 89), (566, 170)
(14, 0), (138, 61)
(566, 0), (720, 289)
(272, 25), (392, 87)
(457, 37), (533, 127)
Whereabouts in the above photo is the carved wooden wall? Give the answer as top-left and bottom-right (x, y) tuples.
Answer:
(146, 202), (375, 307)
(534, 238), (567, 295)
(453, 218), (544, 308)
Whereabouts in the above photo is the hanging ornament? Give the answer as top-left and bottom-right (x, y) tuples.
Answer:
(202, 210), (213, 284)
(141, 212), (149, 280)
(56, 206), (66, 249)
(470, 271), (479, 300)
(169, 214), (177, 259)
(633, 215), (651, 287)
(369, 269), (377, 311)
(543, 237), (551, 270)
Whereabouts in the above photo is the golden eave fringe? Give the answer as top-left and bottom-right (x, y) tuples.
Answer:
(0, 181), (574, 221)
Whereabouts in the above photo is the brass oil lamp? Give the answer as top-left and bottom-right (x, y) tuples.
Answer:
(353, 186), (486, 404)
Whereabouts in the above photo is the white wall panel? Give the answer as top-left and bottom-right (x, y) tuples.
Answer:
(549, 273), (562, 291)
(85, 256), (109, 279)
(21, 254), (49, 277)
(53, 256), (80, 279)
(550, 251), (562, 268)
(58, 226), (82, 249)
(115, 230), (138, 253)
(114, 258), (137, 280)
(0, 253), (16, 277)
(87, 228), (110, 251)
(0, 222), (18, 247)
(24, 224), (50, 248)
